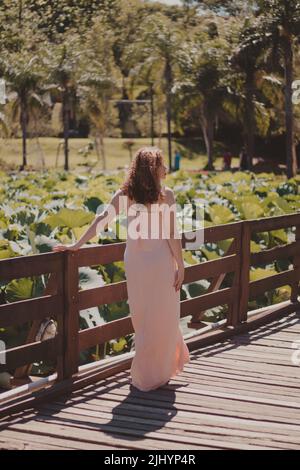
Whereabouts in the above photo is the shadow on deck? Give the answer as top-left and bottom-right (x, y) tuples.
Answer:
(1, 311), (300, 450)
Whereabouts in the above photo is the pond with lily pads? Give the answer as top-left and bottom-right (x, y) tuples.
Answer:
(0, 168), (299, 376)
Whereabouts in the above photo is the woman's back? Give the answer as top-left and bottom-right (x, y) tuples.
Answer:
(124, 186), (170, 251)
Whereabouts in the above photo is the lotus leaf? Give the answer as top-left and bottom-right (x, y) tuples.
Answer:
(44, 208), (94, 229)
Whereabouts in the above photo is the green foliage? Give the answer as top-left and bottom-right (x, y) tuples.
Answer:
(0, 167), (299, 372)
(208, 204), (235, 225)
(44, 208), (94, 229)
(1, 0), (300, 370)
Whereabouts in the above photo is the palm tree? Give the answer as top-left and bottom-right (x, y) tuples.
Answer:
(78, 19), (122, 170)
(124, 14), (183, 171)
(0, 53), (43, 169)
(43, 39), (82, 171)
(105, 0), (155, 142)
(257, 0), (300, 177)
(79, 78), (120, 170)
(229, 17), (268, 170)
(177, 29), (228, 170)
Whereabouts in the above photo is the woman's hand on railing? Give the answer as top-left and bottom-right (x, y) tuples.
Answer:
(52, 242), (80, 252)
(174, 263), (185, 292)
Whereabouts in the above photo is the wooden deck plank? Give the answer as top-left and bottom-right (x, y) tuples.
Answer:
(30, 407), (300, 450)
(35, 400), (300, 446)
(53, 378), (300, 428)
(47, 396), (300, 437)
(183, 362), (300, 386)
(75, 384), (300, 422)
(189, 355), (299, 378)
(182, 365), (300, 387)
(1, 311), (300, 450)
(1, 419), (215, 450)
(200, 338), (298, 353)
(59, 387), (300, 427)
(199, 353), (296, 369)
(172, 373), (300, 399)
(3, 413), (281, 450)
(0, 435), (70, 450)
(0, 429), (116, 450)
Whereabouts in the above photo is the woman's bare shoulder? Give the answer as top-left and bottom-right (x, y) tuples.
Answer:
(115, 188), (129, 200)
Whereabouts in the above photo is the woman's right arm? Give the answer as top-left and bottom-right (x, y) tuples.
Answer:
(53, 189), (124, 252)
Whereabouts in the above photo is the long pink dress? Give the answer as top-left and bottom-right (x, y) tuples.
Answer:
(123, 190), (190, 392)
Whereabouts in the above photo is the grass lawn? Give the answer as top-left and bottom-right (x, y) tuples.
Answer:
(0, 137), (240, 171)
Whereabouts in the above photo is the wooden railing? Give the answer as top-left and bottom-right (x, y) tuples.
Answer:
(1, 212), (300, 388)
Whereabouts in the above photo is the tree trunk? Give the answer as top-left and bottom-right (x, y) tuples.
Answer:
(150, 83), (154, 146)
(283, 36), (297, 178)
(18, 0), (23, 27)
(63, 89), (70, 171)
(164, 59), (172, 172)
(20, 93), (27, 170)
(55, 142), (63, 168)
(245, 70), (255, 171)
(201, 105), (214, 171)
(33, 116), (45, 169)
(99, 133), (106, 170)
(158, 112), (162, 148)
(94, 136), (101, 161)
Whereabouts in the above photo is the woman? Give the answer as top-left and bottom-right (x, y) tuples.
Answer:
(53, 146), (190, 391)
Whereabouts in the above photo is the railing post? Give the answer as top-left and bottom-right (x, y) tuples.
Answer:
(56, 267), (65, 382)
(238, 220), (251, 323)
(62, 250), (79, 379)
(291, 223), (300, 303)
(187, 238), (238, 329)
(227, 222), (243, 327)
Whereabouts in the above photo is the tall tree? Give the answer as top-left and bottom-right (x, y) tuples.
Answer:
(257, 0), (300, 177)
(177, 25), (228, 170)
(79, 18), (122, 170)
(43, 37), (82, 170)
(0, 52), (44, 169)
(106, 0), (157, 139)
(124, 13), (183, 171)
(229, 17), (267, 170)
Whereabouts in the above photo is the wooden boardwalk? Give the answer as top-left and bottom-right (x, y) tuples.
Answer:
(1, 311), (300, 450)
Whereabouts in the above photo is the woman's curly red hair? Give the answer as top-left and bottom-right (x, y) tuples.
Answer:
(120, 146), (166, 204)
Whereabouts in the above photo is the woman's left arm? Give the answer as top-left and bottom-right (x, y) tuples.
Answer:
(53, 189), (124, 252)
